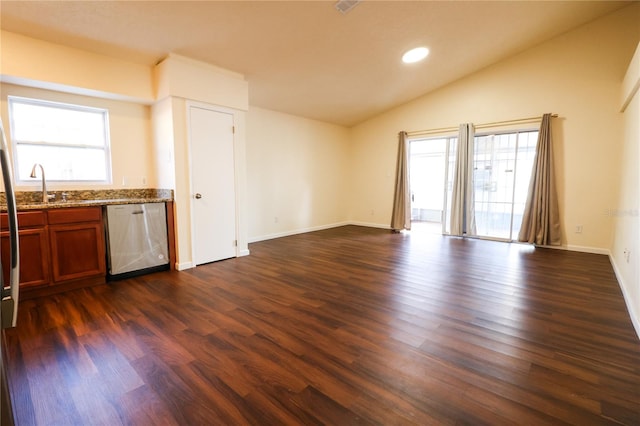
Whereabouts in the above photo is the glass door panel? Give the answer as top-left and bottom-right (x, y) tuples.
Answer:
(412, 129), (537, 240)
(472, 130), (538, 240)
(473, 133), (517, 239)
(410, 137), (456, 234)
(443, 139), (457, 234)
(511, 131), (539, 238)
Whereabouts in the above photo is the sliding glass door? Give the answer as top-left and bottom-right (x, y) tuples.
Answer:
(409, 137), (456, 233)
(409, 129), (537, 241)
(409, 139), (447, 222)
(472, 130), (538, 240)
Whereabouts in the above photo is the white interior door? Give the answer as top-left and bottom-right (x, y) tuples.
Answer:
(189, 105), (236, 265)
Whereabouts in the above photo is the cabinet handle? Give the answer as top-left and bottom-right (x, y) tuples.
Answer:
(195, 193), (202, 199)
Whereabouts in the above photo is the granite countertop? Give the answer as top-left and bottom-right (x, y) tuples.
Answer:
(1, 189), (173, 212)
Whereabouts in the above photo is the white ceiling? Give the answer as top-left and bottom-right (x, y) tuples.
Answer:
(0, 1), (631, 127)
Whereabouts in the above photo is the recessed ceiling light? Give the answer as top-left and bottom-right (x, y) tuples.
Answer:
(402, 47), (429, 64)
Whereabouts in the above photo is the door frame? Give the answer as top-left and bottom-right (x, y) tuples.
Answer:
(186, 100), (241, 264)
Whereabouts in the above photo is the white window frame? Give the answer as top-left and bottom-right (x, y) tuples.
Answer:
(8, 96), (112, 184)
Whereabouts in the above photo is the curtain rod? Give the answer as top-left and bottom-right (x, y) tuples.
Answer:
(406, 114), (558, 138)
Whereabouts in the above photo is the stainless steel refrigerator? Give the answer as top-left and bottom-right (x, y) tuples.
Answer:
(1, 119), (20, 426)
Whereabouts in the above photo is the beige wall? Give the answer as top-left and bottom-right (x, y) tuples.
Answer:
(0, 32), (251, 269)
(154, 54), (248, 111)
(1, 6), (638, 277)
(152, 53), (250, 269)
(0, 83), (155, 191)
(0, 31), (157, 192)
(151, 97), (176, 191)
(349, 4), (640, 252)
(246, 106), (350, 241)
(169, 99), (249, 269)
(611, 41), (640, 335)
(1, 31), (153, 104)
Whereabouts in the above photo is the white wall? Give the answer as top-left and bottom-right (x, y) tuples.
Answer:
(349, 4), (640, 252)
(0, 83), (155, 191)
(611, 41), (640, 336)
(246, 106), (350, 241)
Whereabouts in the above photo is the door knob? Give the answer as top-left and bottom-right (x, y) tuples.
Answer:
(195, 193), (202, 199)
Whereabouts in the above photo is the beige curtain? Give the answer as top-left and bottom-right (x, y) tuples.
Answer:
(518, 113), (561, 245)
(391, 131), (411, 231)
(449, 124), (476, 236)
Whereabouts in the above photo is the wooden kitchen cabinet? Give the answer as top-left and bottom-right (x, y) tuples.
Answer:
(1, 206), (107, 298)
(48, 207), (106, 283)
(0, 211), (50, 288)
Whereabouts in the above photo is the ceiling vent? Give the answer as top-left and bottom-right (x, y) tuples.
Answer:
(334, 0), (360, 14)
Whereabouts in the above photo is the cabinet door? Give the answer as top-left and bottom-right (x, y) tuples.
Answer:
(49, 223), (106, 282)
(1, 228), (50, 288)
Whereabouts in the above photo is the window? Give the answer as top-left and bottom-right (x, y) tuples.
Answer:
(8, 96), (111, 183)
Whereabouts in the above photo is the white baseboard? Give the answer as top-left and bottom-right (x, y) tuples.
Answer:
(534, 243), (610, 255)
(564, 244), (610, 255)
(175, 261), (194, 271)
(238, 249), (250, 257)
(248, 221), (351, 243)
(609, 252), (640, 340)
(348, 221), (392, 230)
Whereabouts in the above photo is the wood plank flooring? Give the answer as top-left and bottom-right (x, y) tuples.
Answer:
(5, 225), (640, 425)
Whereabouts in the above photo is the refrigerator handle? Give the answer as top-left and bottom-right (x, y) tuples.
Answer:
(0, 121), (19, 329)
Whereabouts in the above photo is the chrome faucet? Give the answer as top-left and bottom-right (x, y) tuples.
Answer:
(30, 163), (53, 203)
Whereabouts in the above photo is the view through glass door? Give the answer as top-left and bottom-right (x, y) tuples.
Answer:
(409, 129), (538, 241)
(409, 137), (452, 234)
(471, 130), (539, 240)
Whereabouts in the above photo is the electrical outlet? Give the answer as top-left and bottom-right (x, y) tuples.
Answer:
(274, 216), (279, 223)
(624, 248), (631, 263)
(575, 225), (583, 234)
(370, 209), (375, 216)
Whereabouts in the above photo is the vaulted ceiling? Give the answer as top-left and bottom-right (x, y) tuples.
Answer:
(0, 1), (630, 126)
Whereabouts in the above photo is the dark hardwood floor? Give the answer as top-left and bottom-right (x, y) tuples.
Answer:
(5, 225), (640, 425)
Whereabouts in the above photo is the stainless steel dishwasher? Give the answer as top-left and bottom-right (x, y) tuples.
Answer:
(104, 203), (169, 279)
